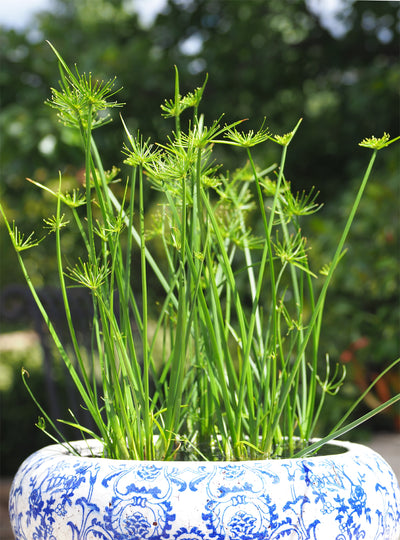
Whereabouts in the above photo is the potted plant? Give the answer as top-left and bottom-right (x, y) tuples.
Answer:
(3, 43), (400, 539)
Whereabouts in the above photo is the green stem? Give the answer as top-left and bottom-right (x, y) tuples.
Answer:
(270, 149), (379, 439)
(138, 164), (152, 458)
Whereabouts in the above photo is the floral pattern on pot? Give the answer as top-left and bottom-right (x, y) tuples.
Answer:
(9, 439), (400, 539)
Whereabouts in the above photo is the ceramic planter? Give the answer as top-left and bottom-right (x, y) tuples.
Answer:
(9, 438), (400, 539)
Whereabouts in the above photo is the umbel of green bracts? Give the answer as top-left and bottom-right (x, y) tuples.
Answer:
(1, 42), (399, 461)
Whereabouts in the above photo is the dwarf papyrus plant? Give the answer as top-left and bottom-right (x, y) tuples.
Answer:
(1, 42), (399, 460)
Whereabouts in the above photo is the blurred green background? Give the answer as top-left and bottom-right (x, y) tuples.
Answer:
(0, 0), (399, 475)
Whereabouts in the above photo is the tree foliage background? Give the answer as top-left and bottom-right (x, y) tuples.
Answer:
(0, 0), (399, 471)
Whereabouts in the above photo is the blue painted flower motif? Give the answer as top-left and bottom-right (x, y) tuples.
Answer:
(173, 526), (206, 539)
(348, 484), (367, 517)
(28, 488), (44, 519)
(124, 511), (151, 539)
(321, 502), (334, 515)
(32, 522), (56, 540)
(228, 511), (256, 538)
(221, 465), (245, 479)
(137, 465), (162, 481)
(55, 503), (67, 516)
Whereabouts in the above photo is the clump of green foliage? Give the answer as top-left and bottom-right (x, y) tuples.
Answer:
(1, 43), (399, 461)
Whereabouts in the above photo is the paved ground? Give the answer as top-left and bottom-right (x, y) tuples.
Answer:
(1, 433), (399, 540)
(0, 478), (12, 540)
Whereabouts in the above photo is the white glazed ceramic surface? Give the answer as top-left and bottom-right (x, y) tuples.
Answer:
(9, 438), (400, 539)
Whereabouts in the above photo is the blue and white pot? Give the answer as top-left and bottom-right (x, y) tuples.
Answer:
(9, 438), (400, 539)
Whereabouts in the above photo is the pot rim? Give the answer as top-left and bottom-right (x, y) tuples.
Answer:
(28, 437), (377, 466)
